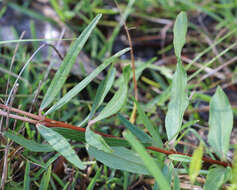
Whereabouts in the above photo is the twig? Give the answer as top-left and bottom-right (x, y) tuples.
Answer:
(114, 0), (138, 123)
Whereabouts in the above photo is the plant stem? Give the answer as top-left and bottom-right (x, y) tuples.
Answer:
(0, 104), (231, 168)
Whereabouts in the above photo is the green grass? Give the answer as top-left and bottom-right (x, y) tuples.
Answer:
(0, 1), (237, 189)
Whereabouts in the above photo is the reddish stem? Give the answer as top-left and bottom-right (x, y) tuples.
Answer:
(0, 104), (232, 168)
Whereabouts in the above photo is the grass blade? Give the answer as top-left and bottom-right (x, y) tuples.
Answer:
(37, 124), (85, 169)
(208, 86), (233, 160)
(23, 161), (30, 190)
(86, 167), (102, 190)
(45, 48), (130, 115)
(123, 130), (170, 190)
(40, 14), (102, 110)
(39, 165), (52, 190)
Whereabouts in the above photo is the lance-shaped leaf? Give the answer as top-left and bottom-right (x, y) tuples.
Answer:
(208, 86), (233, 160)
(79, 67), (116, 126)
(165, 12), (189, 143)
(173, 11), (188, 59)
(52, 127), (130, 147)
(135, 99), (163, 148)
(90, 65), (130, 124)
(165, 59), (189, 142)
(204, 167), (231, 190)
(118, 113), (152, 144)
(189, 143), (204, 184)
(4, 131), (54, 152)
(37, 124), (85, 169)
(85, 126), (113, 153)
(88, 146), (149, 175)
(45, 48), (130, 115)
(168, 154), (191, 163)
(40, 14), (101, 110)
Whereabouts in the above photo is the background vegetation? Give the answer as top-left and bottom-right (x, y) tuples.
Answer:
(0, 0), (237, 189)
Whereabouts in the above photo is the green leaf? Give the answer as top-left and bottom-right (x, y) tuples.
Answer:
(52, 127), (130, 147)
(189, 144), (203, 184)
(123, 130), (170, 190)
(165, 12), (189, 143)
(37, 124), (85, 169)
(173, 169), (180, 190)
(229, 147), (237, 190)
(118, 113), (152, 144)
(208, 86), (233, 160)
(168, 154), (191, 163)
(86, 167), (102, 190)
(4, 131), (54, 152)
(173, 11), (188, 58)
(45, 48), (130, 115)
(79, 66), (116, 126)
(23, 161), (30, 190)
(40, 14), (102, 110)
(135, 99), (163, 148)
(85, 126), (113, 153)
(88, 146), (150, 175)
(90, 65), (129, 123)
(204, 167), (229, 190)
(39, 165), (52, 190)
(165, 59), (189, 142)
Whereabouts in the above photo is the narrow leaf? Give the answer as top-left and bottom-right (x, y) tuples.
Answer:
(173, 12), (188, 58)
(189, 144), (203, 184)
(86, 167), (102, 190)
(45, 48), (130, 115)
(123, 130), (171, 190)
(52, 127), (130, 147)
(85, 126), (113, 153)
(135, 99), (163, 148)
(37, 124), (85, 169)
(23, 161), (30, 190)
(118, 113), (152, 144)
(88, 146), (150, 175)
(229, 147), (237, 190)
(79, 67), (116, 126)
(165, 59), (189, 142)
(208, 86), (233, 160)
(4, 131), (54, 152)
(39, 165), (52, 190)
(40, 14), (102, 110)
(90, 65), (129, 123)
(168, 154), (191, 163)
